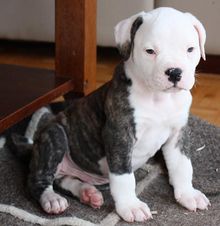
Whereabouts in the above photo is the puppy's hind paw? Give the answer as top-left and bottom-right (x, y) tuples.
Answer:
(40, 187), (69, 214)
(80, 184), (104, 209)
(176, 188), (211, 212)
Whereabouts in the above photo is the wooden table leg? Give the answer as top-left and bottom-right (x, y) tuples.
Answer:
(55, 0), (97, 96)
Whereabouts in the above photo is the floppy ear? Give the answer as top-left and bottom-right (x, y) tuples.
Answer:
(114, 12), (145, 60)
(185, 13), (206, 60)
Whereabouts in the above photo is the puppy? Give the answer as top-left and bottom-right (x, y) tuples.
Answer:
(11, 7), (210, 223)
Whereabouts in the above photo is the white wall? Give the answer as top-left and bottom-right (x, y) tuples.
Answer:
(97, 0), (154, 46)
(0, 0), (153, 45)
(0, 0), (54, 42)
(0, 0), (219, 55)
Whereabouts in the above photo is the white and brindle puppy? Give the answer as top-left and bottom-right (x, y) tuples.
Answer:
(9, 7), (210, 223)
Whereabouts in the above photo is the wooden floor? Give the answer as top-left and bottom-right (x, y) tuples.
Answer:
(0, 41), (219, 126)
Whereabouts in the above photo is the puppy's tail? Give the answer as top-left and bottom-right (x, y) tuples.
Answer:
(0, 116), (34, 163)
(2, 102), (66, 162)
(4, 106), (54, 163)
(7, 134), (33, 163)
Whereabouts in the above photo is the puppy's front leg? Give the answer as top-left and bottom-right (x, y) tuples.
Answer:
(162, 126), (210, 211)
(109, 172), (152, 222)
(103, 121), (152, 222)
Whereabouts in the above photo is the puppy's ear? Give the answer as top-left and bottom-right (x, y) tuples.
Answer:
(185, 13), (206, 60)
(114, 12), (145, 60)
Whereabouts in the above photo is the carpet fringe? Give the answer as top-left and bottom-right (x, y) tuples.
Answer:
(0, 204), (96, 226)
(0, 165), (161, 226)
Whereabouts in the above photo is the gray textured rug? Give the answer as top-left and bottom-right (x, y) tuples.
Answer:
(0, 115), (219, 226)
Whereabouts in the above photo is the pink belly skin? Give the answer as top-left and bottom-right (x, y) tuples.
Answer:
(56, 152), (109, 185)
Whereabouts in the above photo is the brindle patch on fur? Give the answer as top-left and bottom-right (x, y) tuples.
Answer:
(24, 61), (137, 204)
(118, 16), (143, 60)
(176, 124), (192, 158)
(60, 63), (136, 175)
(102, 63), (136, 174)
(28, 122), (68, 200)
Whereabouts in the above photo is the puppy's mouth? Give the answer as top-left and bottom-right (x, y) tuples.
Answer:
(164, 85), (188, 92)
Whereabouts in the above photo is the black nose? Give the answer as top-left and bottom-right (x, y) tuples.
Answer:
(165, 68), (182, 84)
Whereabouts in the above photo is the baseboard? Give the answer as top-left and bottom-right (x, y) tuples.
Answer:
(198, 54), (220, 74)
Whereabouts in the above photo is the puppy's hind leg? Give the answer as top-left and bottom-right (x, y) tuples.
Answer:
(56, 176), (104, 209)
(28, 123), (69, 214)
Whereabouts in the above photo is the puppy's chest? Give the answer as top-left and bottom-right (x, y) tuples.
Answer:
(129, 92), (189, 170)
(132, 115), (171, 170)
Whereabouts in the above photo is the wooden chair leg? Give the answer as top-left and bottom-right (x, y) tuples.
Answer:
(55, 0), (97, 96)
(0, 0), (97, 133)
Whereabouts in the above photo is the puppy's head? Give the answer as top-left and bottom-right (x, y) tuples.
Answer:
(114, 7), (206, 92)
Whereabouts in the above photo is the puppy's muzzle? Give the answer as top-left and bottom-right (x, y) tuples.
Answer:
(165, 68), (182, 85)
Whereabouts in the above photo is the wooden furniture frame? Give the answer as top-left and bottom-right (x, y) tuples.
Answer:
(0, 0), (96, 133)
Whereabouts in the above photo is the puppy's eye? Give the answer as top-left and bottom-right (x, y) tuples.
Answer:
(187, 47), (194, 53)
(146, 49), (156, 55)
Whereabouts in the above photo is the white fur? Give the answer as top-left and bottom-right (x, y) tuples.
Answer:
(25, 107), (51, 141)
(0, 137), (6, 149)
(56, 177), (104, 209)
(114, 11), (146, 46)
(40, 186), (69, 214)
(125, 25), (193, 168)
(98, 157), (109, 176)
(163, 132), (211, 211)
(109, 173), (152, 222)
(115, 8), (206, 92)
(128, 85), (192, 170)
(110, 7), (209, 222)
(59, 177), (83, 197)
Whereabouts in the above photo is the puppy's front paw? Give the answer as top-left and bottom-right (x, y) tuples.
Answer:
(115, 198), (152, 222)
(175, 188), (211, 212)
